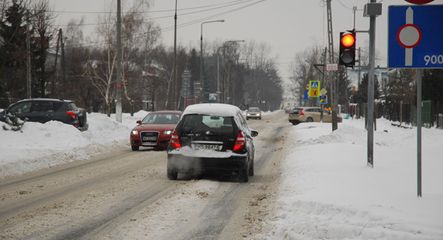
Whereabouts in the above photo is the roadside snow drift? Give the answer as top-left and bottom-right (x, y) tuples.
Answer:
(258, 118), (443, 240)
(0, 111), (148, 178)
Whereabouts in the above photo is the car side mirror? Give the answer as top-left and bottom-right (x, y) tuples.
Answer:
(136, 120), (142, 125)
(251, 130), (259, 137)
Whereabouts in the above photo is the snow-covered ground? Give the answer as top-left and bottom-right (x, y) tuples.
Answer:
(258, 118), (443, 240)
(0, 111), (148, 178)
(1, 111), (442, 239)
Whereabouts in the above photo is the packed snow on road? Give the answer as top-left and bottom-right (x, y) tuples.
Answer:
(1, 111), (442, 239)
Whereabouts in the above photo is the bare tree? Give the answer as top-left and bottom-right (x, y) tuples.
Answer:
(31, 0), (55, 97)
(84, 0), (159, 114)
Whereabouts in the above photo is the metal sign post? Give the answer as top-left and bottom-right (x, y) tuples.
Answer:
(417, 69), (422, 197)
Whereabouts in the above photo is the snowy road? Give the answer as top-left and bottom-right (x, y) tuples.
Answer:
(0, 111), (289, 240)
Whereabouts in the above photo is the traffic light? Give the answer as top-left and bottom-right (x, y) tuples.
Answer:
(339, 30), (356, 67)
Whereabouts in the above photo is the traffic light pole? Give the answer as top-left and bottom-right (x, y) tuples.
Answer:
(367, 0), (377, 168)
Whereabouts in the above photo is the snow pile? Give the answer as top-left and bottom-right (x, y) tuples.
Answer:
(259, 119), (443, 240)
(0, 111), (148, 178)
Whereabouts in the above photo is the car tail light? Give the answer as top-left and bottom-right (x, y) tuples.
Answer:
(66, 111), (77, 119)
(233, 131), (246, 153)
(169, 130), (181, 149)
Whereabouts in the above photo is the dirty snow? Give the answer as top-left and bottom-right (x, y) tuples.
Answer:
(1, 110), (443, 240)
(0, 111), (148, 178)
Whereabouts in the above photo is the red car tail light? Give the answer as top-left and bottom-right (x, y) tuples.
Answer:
(169, 130), (181, 149)
(299, 108), (304, 116)
(66, 111), (77, 119)
(233, 131), (246, 153)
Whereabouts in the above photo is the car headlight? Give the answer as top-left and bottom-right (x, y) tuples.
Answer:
(131, 130), (139, 135)
(163, 130), (172, 135)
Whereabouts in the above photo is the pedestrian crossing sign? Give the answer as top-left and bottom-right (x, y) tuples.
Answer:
(308, 80), (321, 97)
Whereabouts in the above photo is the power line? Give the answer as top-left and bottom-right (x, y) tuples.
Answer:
(52, 0), (256, 27)
(47, 0), (250, 14)
(62, 0), (267, 48)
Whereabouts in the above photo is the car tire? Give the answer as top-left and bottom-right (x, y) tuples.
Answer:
(167, 168), (178, 180)
(306, 117), (314, 122)
(131, 145), (139, 151)
(239, 163), (249, 182)
(246, 117), (249, 120)
(249, 159), (254, 176)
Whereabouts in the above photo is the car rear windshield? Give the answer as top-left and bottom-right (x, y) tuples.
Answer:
(291, 108), (301, 114)
(179, 114), (235, 135)
(142, 113), (180, 124)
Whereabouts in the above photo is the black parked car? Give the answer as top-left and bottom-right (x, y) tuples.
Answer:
(167, 103), (258, 182)
(0, 98), (88, 131)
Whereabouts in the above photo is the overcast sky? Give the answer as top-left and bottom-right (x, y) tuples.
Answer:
(48, 0), (443, 81)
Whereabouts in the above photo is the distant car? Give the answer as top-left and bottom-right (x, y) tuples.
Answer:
(288, 107), (342, 125)
(246, 107), (262, 120)
(167, 103), (258, 182)
(0, 98), (88, 131)
(130, 111), (181, 151)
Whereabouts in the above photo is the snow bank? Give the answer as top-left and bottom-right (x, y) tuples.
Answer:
(0, 111), (148, 178)
(259, 118), (443, 240)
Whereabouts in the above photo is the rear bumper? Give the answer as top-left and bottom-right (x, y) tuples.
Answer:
(167, 154), (248, 174)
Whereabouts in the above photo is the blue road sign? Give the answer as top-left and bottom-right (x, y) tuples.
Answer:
(388, 5), (443, 68)
(303, 90), (308, 101)
(310, 81), (319, 88)
(319, 95), (328, 105)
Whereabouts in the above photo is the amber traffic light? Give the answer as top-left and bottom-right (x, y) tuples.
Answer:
(339, 31), (356, 67)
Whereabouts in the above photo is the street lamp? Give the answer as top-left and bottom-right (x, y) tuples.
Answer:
(200, 19), (224, 102)
(217, 40), (245, 103)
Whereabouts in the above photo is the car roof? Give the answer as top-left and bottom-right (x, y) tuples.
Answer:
(183, 103), (240, 117)
(17, 98), (73, 103)
(149, 110), (182, 114)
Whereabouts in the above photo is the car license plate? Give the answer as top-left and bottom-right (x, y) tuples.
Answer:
(143, 136), (157, 141)
(192, 144), (222, 151)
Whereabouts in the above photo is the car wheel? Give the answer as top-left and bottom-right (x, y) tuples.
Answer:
(131, 145), (139, 151)
(246, 117), (249, 120)
(239, 164), (249, 182)
(306, 117), (314, 122)
(167, 168), (178, 180)
(249, 159), (254, 176)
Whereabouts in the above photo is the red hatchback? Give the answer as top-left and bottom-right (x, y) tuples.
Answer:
(130, 111), (181, 151)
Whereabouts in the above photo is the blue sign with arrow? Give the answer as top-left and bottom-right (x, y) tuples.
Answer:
(388, 5), (443, 68)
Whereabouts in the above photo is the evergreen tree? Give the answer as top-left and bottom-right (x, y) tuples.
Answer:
(188, 48), (199, 97)
(0, 0), (28, 103)
(357, 73), (380, 103)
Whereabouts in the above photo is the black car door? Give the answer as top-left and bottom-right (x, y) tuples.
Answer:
(29, 101), (55, 123)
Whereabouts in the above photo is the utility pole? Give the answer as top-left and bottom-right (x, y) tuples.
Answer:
(26, 11), (31, 99)
(326, 0), (338, 131)
(53, 29), (61, 97)
(173, 0), (178, 109)
(353, 6), (357, 30)
(60, 29), (66, 87)
(115, 0), (123, 123)
(357, 47), (361, 119)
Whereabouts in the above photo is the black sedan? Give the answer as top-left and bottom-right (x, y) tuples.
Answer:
(166, 103), (258, 182)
